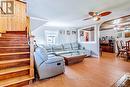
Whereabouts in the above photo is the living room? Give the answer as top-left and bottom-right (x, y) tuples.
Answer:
(0, 0), (130, 87)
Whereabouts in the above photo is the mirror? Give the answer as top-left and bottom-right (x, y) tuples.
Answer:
(79, 26), (95, 42)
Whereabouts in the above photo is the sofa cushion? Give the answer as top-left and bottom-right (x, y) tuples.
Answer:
(52, 45), (63, 52)
(55, 51), (72, 55)
(71, 43), (79, 50)
(44, 45), (53, 52)
(45, 56), (64, 64)
(35, 47), (48, 62)
(63, 43), (72, 51)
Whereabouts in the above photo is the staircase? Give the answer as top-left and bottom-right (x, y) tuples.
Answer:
(0, 31), (34, 87)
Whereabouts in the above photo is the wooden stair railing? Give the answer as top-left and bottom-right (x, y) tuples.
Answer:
(26, 15), (35, 83)
(29, 35), (35, 83)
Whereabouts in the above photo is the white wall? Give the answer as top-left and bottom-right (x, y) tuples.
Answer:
(100, 29), (130, 41)
(31, 19), (78, 45)
(100, 29), (116, 38)
(90, 30), (94, 41)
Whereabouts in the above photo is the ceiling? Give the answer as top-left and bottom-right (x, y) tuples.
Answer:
(100, 15), (130, 31)
(26, 0), (130, 28)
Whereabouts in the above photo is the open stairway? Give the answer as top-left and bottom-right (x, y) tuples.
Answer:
(0, 31), (34, 87)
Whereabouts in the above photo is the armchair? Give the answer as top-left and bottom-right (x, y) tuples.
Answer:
(116, 40), (126, 57)
(34, 47), (65, 79)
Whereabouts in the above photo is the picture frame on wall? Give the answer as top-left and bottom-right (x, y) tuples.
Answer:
(59, 30), (65, 35)
(59, 30), (62, 34)
(72, 30), (77, 34)
(117, 32), (122, 38)
(67, 30), (70, 35)
(125, 30), (130, 38)
(85, 32), (89, 41)
(80, 31), (84, 36)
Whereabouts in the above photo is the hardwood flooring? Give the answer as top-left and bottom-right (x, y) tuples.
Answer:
(25, 52), (130, 87)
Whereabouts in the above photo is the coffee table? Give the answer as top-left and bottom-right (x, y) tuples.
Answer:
(61, 52), (85, 65)
(112, 73), (130, 87)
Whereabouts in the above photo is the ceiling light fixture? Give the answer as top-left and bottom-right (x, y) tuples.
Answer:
(93, 16), (100, 21)
(114, 27), (119, 30)
(113, 19), (120, 25)
(114, 25), (120, 31)
(84, 11), (111, 21)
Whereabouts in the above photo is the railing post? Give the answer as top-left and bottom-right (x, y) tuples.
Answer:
(29, 35), (35, 82)
(26, 16), (31, 41)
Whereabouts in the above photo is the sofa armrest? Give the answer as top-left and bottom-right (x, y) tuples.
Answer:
(47, 52), (56, 55)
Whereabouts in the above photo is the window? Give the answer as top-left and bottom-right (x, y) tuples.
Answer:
(47, 35), (56, 45)
(45, 30), (57, 45)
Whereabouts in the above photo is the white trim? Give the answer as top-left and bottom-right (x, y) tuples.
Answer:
(30, 16), (48, 22)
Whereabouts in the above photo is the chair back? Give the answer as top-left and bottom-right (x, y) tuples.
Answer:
(116, 40), (120, 51)
(126, 40), (130, 51)
(120, 40), (124, 49)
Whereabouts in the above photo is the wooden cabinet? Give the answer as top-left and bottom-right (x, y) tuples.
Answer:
(100, 40), (115, 53)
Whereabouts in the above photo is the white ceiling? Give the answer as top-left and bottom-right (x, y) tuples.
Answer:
(27, 0), (130, 28)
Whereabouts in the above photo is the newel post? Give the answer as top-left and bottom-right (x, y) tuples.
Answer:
(29, 35), (35, 79)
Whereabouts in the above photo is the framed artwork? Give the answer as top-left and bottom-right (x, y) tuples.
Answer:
(59, 30), (62, 34)
(72, 30), (77, 34)
(85, 32), (89, 41)
(102, 37), (106, 40)
(59, 30), (65, 35)
(117, 32), (122, 38)
(125, 30), (130, 38)
(67, 30), (70, 35)
(80, 31), (84, 36)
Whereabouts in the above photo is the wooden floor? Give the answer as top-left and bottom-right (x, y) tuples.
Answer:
(25, 52), (130, 87)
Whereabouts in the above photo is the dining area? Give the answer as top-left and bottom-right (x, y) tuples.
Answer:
(116, 40), (130, 61)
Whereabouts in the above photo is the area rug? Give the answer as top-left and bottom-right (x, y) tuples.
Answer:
(112, 73), (130, 87)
